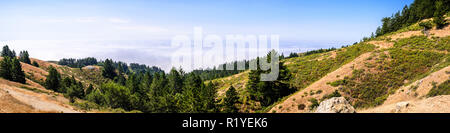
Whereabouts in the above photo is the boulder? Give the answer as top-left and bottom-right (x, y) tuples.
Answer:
(394, 102), (409, 113)
(315, 97), (356, 113)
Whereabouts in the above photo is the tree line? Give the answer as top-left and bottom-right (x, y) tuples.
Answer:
(58, 57), (98, 68)
(375, 0), (449, 37)
(0, 45), (37, 84)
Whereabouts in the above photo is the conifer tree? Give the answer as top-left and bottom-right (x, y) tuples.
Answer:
(102, 59), (117, 79)
(224, 86), (239, 113)
(45, 66), (61, 91)
(19, 51), (31, 64)
(0, 57), (12, 80)
(11, 58), (26, 84)
(1, 45), (15, 58)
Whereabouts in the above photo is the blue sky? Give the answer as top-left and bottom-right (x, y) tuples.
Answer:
(0, 0), (414, 71)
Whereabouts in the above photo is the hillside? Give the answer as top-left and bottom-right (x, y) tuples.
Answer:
(1, 0), (448, 113)
(1, 20), (448, 113)
(271, 18), (450, 113)
(0, 57), (113, 113)
(0, 59), (79, 113)
(209, 17), (450, 113)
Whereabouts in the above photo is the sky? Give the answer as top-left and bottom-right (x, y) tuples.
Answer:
(0, 0), (414, 71)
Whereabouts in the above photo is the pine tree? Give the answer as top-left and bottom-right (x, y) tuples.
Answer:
(168, 68), (183, 93)
(0, 57), (26, 84)
(45, 66), (61, 92)
(224, 86), (239, 113)
(0, 57), (12, 80)
(433, 0), (447, 29)
(246, 50), (293, 107)
(1, 45), (15, 58)
(11, 58), (26, 84)
(203, 81), (218, 113)
(19, 51), (31, 64)
(102, 59), (117, 79)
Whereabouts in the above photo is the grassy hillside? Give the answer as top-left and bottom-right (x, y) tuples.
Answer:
(211, 16), (449, 113)
(270, 17), (449, 112)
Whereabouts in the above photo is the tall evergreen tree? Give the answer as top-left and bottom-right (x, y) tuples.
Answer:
(45, 66), (61, 92)
(0, 57), (12, 80)
(0, 57), (26, 83)
(1, 45), (16, 58)
(168, 68), (183, 93)
(433, 0), (447, 29)
(19, 51), (31, 64)
(102, 59), (117, 79)
(246, 50), (293, 107)
(11, 58), (26, 84)
(223, 86), (239, 113)
(202, 81), (218, 113)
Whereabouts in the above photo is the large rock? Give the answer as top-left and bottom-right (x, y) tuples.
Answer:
(394, 102), (409, 113)
(315, 97), (356, 113)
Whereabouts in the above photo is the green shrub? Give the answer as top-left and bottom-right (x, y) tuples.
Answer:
(339, 47), (445, 108)
(286, 43), (375, 90)
(321, 90), (342, 101)
(308, 98), (319, 110)
(427, 80), (450, 97)
(419, 21), (433, 30)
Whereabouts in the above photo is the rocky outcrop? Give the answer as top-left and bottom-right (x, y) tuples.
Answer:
(315, 97), (356, 113)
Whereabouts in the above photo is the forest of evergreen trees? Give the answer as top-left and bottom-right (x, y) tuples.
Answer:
(375, 0), (449, 37)
(58, 57), (98, 68)
(41, 47), (292, 113)
(191, 60), (249, 81)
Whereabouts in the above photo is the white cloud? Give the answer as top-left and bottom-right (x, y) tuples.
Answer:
(114, 25), (169, 33)
(108, 18), (130, 23)
(75, 17), (97, 23)
(40, 18), (67, 23)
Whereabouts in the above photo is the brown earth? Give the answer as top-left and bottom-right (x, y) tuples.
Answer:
(360, 95), (450, 113)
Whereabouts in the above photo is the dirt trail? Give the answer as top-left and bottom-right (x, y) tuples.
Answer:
(271, 52), (373, 113)
(368, 41), (394, 49)
(0, 79), (79, 113)
(0, 89), (38, 113)
(360, 95), (450, 113)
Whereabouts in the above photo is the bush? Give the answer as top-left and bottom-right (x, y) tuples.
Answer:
(321, 90), (342, 101)
(433, 15), (447, 29)
(308, 98), (319, 110)
(419, 21), (433, 30)
(297, 104), (306, 110)
(427, 80), (450, 97)
(32, 61), (40, 67)
(329, 80), (346, 87)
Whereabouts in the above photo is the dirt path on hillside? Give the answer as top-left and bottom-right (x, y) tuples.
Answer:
(0, 82), (79, 113)
(0, 89), (39, 113)
(271, 52), (373, 113)
(360, 95), (450, 113)
(368, 41), (394, 49)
